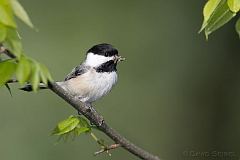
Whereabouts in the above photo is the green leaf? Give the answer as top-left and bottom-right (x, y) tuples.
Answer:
(74, 126), (90, 135)
(5, 28), (22, 58)
(39, 64), (47, 85)
(236, 17), (240, 38)
(227, 0), (240, 12)
(0, 3), (16, 28)
(16, 55), (31, 85)
(75, 116), (91, 135)
(0, 0), (11, 6)
(30, 61), (40, 92)
(78, 116), (91, 128)
(39, 63), (53, 84)
(52, 116), (80, 136)
(52, 116), (91, 137)
(0, 59), (16, 86)
(0, 23), (7, 42)
(200, 0), (222, 32)
(204, 0), (236, 38)
(10, 0), (34, 28)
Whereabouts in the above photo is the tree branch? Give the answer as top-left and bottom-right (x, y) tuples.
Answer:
(1, 44), (160, 160)
(48, 82), (160, 160)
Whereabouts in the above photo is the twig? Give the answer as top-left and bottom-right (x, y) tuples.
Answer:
(94, 143), (121, 156)
(1, 44), (160, 160)
(89, 132), (120, 156)
(0, 44), (16, 59)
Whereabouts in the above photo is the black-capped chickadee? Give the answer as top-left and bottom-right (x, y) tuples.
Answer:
(22, 43), (125, 104)
(58, 43), (125, 103)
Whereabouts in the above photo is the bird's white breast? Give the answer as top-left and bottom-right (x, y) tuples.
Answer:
(87, 71), (118, 102)
(61, 69), (118, 103)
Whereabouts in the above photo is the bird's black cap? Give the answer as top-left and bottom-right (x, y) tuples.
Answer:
(87, 43), (118, 57)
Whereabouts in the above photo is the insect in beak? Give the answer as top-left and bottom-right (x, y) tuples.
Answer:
(114, 55), (126, 63)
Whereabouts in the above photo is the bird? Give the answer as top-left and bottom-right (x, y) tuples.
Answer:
(21, 43), (125, 104)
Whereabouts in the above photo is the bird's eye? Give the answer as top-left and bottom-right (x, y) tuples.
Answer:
(104, 52), (108, 56)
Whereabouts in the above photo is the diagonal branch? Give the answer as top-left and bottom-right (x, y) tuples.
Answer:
(1, 44), (160, 160)
(49, 82), (160, 160)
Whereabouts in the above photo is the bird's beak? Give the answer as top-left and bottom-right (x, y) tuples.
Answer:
(114, 55), (126, 63)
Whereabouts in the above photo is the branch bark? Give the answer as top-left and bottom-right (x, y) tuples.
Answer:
(49, 82), (160, 160)
(1, 44), (160, 160)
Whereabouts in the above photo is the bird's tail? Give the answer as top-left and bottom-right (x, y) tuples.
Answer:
(20, 83), (48, 92)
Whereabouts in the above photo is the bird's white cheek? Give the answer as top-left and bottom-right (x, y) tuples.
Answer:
(85, 52), (114, 67)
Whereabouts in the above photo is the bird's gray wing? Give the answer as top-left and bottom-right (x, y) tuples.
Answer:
(64, 64), (90, 81)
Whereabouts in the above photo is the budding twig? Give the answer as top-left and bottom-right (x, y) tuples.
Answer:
(94, 143), (121, 156)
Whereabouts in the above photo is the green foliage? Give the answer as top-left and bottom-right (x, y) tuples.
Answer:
(5, 27), (22, 57)
(0, 0), (52, 92)
(0, 0), (16, 28)
(0, 23), (7, 42)
(227, 0), (240, 12)
(10, 0), (34, 28)
(200, 0), (240, 39)
(39, 63), (53, 83)
(16, 56), (31, 85)
(16, 56), (53, 91)
(29, 61), (40, 92)
(236, 17), (240, 37)
(0, 59), (16, 86)
(52, 115), (109, 153)
(52, 115), (91, 140)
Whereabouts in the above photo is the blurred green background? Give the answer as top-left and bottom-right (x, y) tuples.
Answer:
(0, 0), (240, 160)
